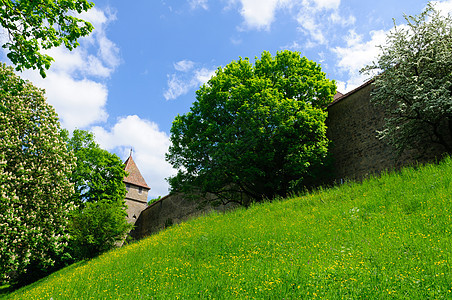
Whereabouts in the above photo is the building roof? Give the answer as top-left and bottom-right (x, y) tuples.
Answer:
(124, 154), (150, 190)
(333, 92), (344, 101)
(329, 79), (374, 107)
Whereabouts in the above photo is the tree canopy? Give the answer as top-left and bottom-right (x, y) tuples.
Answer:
(0, 0), (94, 77)
(62, 129), (131, 259)
(0, 63), (75, 284)
(362, 3), (452, 154)
(62, 129), (127, 206)
(166, 50), (336, 206)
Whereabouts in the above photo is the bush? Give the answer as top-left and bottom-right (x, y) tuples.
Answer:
(68, 200), (132, 260)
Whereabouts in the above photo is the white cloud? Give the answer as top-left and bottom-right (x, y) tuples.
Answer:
(309, 0), (340, 10)
(225, 0), (355, 48)
(332, 29), (387, 92)
(230, 36), (243, 45)
(22, 70), (109, 130)
(332, 0), (452, 93)
(228, 0), (352, 47)
(2, 7), (120, 131)
(296, 0), (356, 47)
(164, 62), (216, 100)
(329, 10), (356, 26)
(174, 60), (195, 72)
(296, 10), (327, 45)
(92, 115), (176, 199)
(228, 0), (293, 30)
(431, 0), (452, 16)
(281, 41), (303, 51)
(0, 26), (7, 45)
(74, 6), (121, 77)
(164, 74), (194, 100)
(97, 35), (120, 71)
(189, 0), (208, 10)
(238, 0), (283, 30)
(194, 67), (216, 83)
(344, 29), (362, 47)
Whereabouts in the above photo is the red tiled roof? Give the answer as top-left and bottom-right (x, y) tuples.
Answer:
(329, 79), (375, 107)
(333, 92), (344, 100)
(124, 155), (150, 190)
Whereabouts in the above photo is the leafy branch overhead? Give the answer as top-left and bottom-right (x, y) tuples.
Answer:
(0, 0), (94, 77)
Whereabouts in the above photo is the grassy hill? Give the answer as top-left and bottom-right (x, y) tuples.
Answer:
(5, 157), (452, 299)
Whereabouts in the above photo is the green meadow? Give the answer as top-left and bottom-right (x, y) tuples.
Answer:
(4, 157), (452, 299)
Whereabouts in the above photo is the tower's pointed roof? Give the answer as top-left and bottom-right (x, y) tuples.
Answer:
(124, 154), (150, 190)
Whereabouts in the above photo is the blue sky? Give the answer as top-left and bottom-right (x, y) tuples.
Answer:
(2, 0), (452, 199)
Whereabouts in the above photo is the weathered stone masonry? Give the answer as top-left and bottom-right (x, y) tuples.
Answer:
(129, 193), (235, 239)
(123, 154), (150, 225)
(130, 80), (450, 240)
(326, 80), (447, 182)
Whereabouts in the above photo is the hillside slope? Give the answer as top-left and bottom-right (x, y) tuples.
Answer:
(6, 157), (452, 299)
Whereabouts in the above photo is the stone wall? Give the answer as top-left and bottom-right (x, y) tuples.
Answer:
(125, 183), (148, 203)
(326, 81), (447, 182)
(130, 80), (450, 240)
(125, 184), (148, 224)
(125, 198), (147, 224)
(129, 193), (237, 239)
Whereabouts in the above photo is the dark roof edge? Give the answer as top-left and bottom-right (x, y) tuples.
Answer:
(124, 178), (151, 190)
(328, 79), (374, 107)
(123, 155), (151, 189)
(125, 197), (148, 204)
(140, 193), (172, 213)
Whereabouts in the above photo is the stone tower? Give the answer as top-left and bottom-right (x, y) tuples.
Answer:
(123, 153), (150, 224)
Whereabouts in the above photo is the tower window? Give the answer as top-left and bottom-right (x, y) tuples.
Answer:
(138, 187), (143, 194)
(126, 184), (130, 192)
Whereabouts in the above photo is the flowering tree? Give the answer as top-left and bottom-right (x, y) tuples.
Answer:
(363, 3), (452, 154)
(0, 64), (75, 284)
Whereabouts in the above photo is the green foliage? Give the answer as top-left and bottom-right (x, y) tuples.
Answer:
(148, 195), (162, 205)
(62, 129), (132, 259)
(68, 200), (131, 260)
(362, 3), (452, 154)
(0, 0), (94, 77)
(167, 50), (336, 206)
(63, 129), (127, 206)
(7, 157), (452, 299)
(0, 63), (75, 284)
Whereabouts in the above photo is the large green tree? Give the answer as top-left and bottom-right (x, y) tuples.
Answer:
(68, 199), (131, 259)
(0, 0), (94, 77)
(0, 63), (75, 284)
(63, 129), (127, 206)
(166, 50), (336, 206)
(362, 3), (452, 154)
(62, 129), (131, 259)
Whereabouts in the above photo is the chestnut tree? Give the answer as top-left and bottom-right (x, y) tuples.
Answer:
(0, 63), (75, 284)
